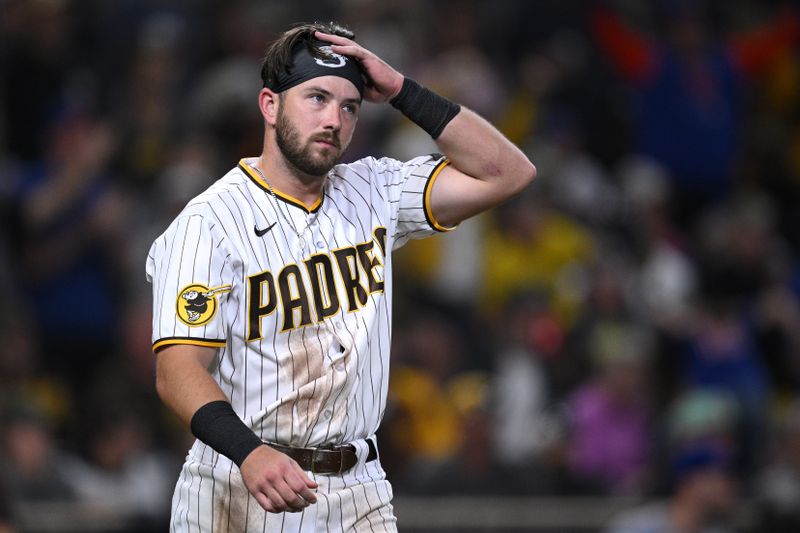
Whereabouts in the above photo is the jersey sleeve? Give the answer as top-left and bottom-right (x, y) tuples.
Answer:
(370, 153), (454, 250)
(145, 213), (234, 352)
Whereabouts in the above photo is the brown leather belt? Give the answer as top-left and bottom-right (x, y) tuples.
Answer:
(266, 439), (377, 475)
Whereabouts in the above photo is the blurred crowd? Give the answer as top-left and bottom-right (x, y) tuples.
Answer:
(2, 0), (800, 531)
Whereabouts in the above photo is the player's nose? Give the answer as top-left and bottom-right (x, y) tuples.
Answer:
(321, 103), (342, 131)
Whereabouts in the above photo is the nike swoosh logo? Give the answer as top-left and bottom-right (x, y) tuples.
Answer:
(254, 222), (277, 237)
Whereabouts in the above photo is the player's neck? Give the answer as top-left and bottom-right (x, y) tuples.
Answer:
(257, 148), (326, 209)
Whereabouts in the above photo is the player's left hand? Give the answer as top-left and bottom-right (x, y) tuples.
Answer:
(240, 445), (318, 513)
(315, 31), (404, 104)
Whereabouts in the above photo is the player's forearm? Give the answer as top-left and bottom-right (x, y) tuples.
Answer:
(435, 108), (536, 195)
(388, 77), (535, 195)
(156, 345), (267, 467)
(155, 345), (228, 426)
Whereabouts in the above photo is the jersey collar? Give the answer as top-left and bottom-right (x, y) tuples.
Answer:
(239, 158), (324, 214)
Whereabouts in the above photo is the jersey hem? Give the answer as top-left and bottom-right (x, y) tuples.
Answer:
(423, 158), (457, 232)
(152, 337), (227, 352)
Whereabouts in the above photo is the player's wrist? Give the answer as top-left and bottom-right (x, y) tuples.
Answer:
(389, 77), (461, 139)
(386, 73), (405, 101)
(190, 400), (263, 468)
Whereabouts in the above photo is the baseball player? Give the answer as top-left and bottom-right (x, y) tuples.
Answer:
(146, 21), (535, 532)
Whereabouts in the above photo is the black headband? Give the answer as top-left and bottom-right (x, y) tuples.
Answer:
(264, 40), (365, 97)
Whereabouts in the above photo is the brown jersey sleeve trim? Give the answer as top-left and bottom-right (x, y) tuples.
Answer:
(423, 158), (456, 232)
(153, 337), (227, 353)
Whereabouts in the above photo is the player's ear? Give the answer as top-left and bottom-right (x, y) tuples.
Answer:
(258, 88), (279, 126)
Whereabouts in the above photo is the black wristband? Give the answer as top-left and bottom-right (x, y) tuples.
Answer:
(190, 400), (263, 468)
(390, 77), (461, 139)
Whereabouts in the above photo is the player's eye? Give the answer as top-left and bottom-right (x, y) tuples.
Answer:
(311, 93), (326, 104)
(342, 103), (358, 115)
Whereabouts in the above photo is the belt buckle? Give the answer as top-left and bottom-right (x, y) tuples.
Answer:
(312, 444), (340, 474)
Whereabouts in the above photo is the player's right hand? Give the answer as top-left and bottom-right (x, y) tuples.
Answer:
(314, 30), (404, 104)
(240, 445), (319, 513)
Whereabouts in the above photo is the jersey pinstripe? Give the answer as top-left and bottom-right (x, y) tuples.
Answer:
(146, 154), (450, 532)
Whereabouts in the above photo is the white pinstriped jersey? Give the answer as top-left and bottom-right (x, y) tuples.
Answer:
(146, 154), (450, 470)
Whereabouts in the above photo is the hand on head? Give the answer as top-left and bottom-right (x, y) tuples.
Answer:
(314, 31), (404, 103)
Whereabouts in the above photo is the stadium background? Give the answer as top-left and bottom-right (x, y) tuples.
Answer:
(2, 0), (800, 531)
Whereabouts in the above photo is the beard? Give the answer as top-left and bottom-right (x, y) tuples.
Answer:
(275, 106), (342, 177)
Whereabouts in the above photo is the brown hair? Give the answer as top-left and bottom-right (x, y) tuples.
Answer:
(260, 22), (356, 88)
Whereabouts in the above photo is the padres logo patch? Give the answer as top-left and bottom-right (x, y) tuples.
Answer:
(176, 284), (232, 327)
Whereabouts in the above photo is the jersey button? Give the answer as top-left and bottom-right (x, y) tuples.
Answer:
(323, 409), (332, 420)
(334, 361), (345, 371)
(316, 241), (324, 249)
